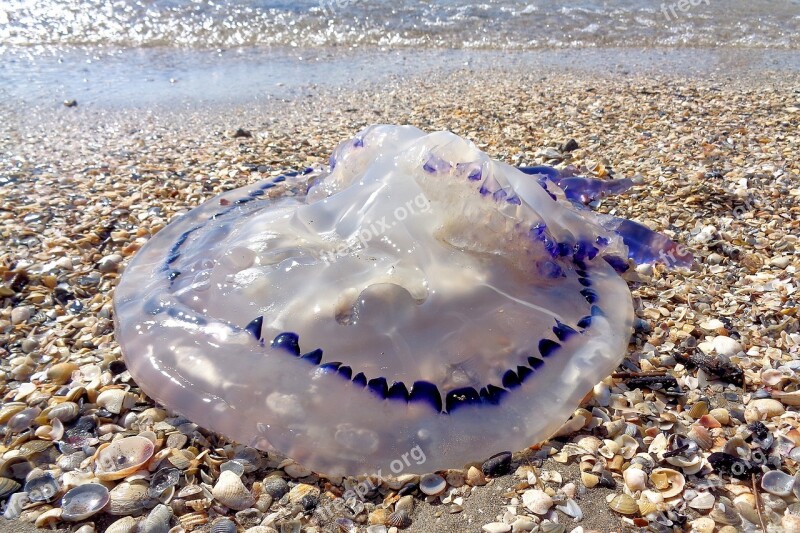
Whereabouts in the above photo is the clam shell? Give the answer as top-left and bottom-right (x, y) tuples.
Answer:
(522, 489), (553, 515)
(419, 473), (446, 496)
(0, 477), (21, 498)
(581, 471), (599, 488)
(211, 470), (254, 510)
(44, 401), (80, 423)
(649, 468), (684, 498)
(386, 509), (412, 528)
(24, 472), (60, 502)
(539, 520), (566, 533)
(106, 516), (141, 533)
(62, 483), (110, 521)
(96, 388), (136, 415)
(95, 436), (155, 481)
(761, 470), (795, 497)
(0, 403), (28, 424)
(141, 503), (172, 533)
(107, 481), (155, 515)
(210, 517), (238, 533)
(608, 493), (638, 515)
(19, 439), (54, 457)
(689, 491), (715, 510)
(709, 501), (742, 526)
(148, 467), (181, 498)
(687, 425), (713, 450)
(687, 400), (709, 419)
(47, 362), (79, 384)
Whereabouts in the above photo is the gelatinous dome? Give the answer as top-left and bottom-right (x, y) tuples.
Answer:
(114, 125), (690, 476)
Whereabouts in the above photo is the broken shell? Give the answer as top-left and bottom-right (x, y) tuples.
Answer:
(212, 470), (254, 510)
(723, 437), (750, 459)
(761, 470), (795, 496)
(581, 472), (599, 488)
(709, 501), (742, 526)
(539, 521), (566, 533)
(608, 493), (638, 515)
(623, 467), (647, 492)
(0, 402), (28, 424)
(689, 491), (715, 510)
(95, 436), (155, 481)
(599, 439), (621, 459)
(34, 508), (63, 529)
(179, 511), (208, 530)
(62, 483), (110, 521)
(47, 362), (79, 384)
(708, 408), (730, 426)
(96, 389), (136, 415)
(637, 498), (659, 516)
(649, 468), (685, 498)
(522, 489), (553, 515)
(35, 418), (65, 441)
(615, 435), (639, 460)
(148, 468), (180, 498)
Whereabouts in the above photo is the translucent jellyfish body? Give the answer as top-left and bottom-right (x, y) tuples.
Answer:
(114, 125), (691, 476)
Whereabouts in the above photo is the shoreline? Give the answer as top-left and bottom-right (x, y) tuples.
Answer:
(2, 46), (800, 112)
(2, 66), (799, 532)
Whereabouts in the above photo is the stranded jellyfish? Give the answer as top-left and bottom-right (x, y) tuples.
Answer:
(114, 125), (691, 476)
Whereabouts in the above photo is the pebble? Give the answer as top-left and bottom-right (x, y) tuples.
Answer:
(98, 254), (123, 273)
(466, 465), (487, 486)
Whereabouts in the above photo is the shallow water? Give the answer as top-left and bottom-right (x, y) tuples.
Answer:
(2, 0), (799, 50)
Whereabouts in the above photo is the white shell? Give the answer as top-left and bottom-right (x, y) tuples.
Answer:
(211, 470), (255, 510)
(522, 489), (553, 515)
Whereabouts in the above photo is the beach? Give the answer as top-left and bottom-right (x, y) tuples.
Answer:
(1, 49), (799, 532)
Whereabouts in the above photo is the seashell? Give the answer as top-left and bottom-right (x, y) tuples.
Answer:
(95, 436), (155, 480)
(522, 489), (553, 515)
(0, 477), (21, 498)
(34, 508), (63, 529)
(45, 402), (80, 423)
(232, 446), (262, 473)
(167, 449), (194, 470)
(603, 419), (627, 438)
(538, 520), (565, 533)
(556, 499), (582, 520)
(744, 399), (785, 422)
(623, 466), (647, 491)
(723, 437), (750, 459)
(148, 467), (181, 498)
(649, 468), (684, 498)
(141, 503), (172, 533)
(47, 362), (79, 384)
(686, 400), (708, 419)
(179, 511), (208, 530)
(35, 418), (65, 441)
(630, 453), (655, 471)
(482, 451), (513, 477)
(637, 497), (659, 516)
(279, 459), (311, 479)
(24, 472), (60, 502)
(7, 407), (41, 433)
(19, 438), (54, 458)
(220, 460), (245, 477)
(210, 517), (238, 533)
(689, 491), (715, 510)
(665, 453), (702, 470)
(575, 435), (602, 454)
(607, 493), (638, 515)
(466, 465), (487, 486)
(65, 386), (87, 403)
(0, 402), (28, 424)
(687, 425), (713, 450)
(709, 501), (742, 526)
(581, 471), (599, 488)
(708, 408), (729, 425)
(761, 470), (795, 496)
(772, 390), (800, 406)
(615, 434), (639, 460)
(107, 480), (155, 515)
(106, 516), (141, 533)
(57, 451), (87, 472)
(96, 388), (136, 415)
(386, 509), (412, 528)
(212, 470), (255, 510)
(62, 483), (110, 521)
(419, 473), (447, 495)
(598, 439), (621, 459)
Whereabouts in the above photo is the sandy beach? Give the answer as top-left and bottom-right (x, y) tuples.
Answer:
(1, 64), (799, 533)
